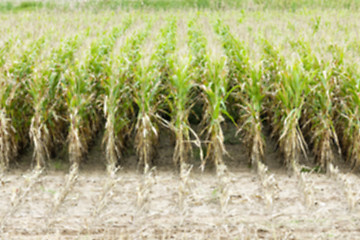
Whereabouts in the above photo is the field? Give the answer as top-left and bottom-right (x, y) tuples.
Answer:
(1, 1), (360, 239)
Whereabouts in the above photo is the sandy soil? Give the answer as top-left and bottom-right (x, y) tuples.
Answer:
(1, 126), (360, 239)
(1, 167), (360, 239)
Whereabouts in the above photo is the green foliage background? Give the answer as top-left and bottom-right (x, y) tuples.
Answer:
(0, 0), (359, 12)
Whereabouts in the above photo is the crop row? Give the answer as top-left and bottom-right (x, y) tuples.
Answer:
(0, 12), (360, 175)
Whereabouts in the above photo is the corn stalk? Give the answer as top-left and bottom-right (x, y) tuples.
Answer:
(337, 63), (360, 170)
(214, 20), (265, 168)
(0, 36), (46, 170)
(103, 20), (152, 174)
(133, 66), (161, 173)
(65, 19), (132, 166)
(166, 59), (201, 169)
(28, 35), (81, 169)
(133, 18), (177, 173)
(264, 42), (309, 171)
(293, 40), (340, 172)
(200, 57), (234, 170)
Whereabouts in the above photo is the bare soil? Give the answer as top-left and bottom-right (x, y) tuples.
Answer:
(1, 126), (360, 239)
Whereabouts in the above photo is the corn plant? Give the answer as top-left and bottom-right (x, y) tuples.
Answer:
(186, 17), (209, 126)
(27, 35), (82, 169)
(200, 57), (234, 170)
(133, 18), (177, 172)
(0, 36), (16, 171)
(87, 19), (132, 99)
(214, 20), (265, 168)
(201, 57), (233, 210)
(161, 17), (207, 170)
(65, 20), (132, 167)
(133, 66), (161, 173)
(166, 59), (200, 168)
(103, 21), (152, 173)
(277, 63), (309, 170)
(65, 61), (98, 167)
(337, 63), (360, 170)
(265, 48), (309, 170)
(152, 17), (177, 82)
(238, 67), (266, 168)
(187, 17), (208, 83)
(213, 19), (249, 88)
(325, 44), (360, 170)
(306, 67), (340, 171)
(0, 36), (46, 170)
(291, 40), (340, 172)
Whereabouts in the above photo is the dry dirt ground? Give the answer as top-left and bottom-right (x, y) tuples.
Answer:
(1, 127), (360, 239)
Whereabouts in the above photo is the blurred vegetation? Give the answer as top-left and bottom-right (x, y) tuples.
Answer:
(0, 0), (359, 12)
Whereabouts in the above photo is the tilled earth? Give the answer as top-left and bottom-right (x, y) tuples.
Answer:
(1, 166), (360, 239)
(1, 127), (360, 239)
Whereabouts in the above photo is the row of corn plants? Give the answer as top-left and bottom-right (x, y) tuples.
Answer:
(333, 47), (360, 171)
(102, 18), (154, 174)
(185, 18), (232, 174)
(88, 18), (155, 216)
(0, 36), (47, 171)
(261, 41), (309, 171)
(167, 17), (206, 172)
(260, 40), (316, 207)
(214, 19), (265, 170)
(290, 40), (340, 172)
(133, 17), (177, 173)
(0, 36), (17, 170)
(2, 12), (360, 176)
(172, 17), (205, 210)
(215, 20), (280, 209)
(65, 16), (133, 169)
(45, 18), (134, 217)
(192, 17), (234, 211)
(28, 35), (83, 169)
